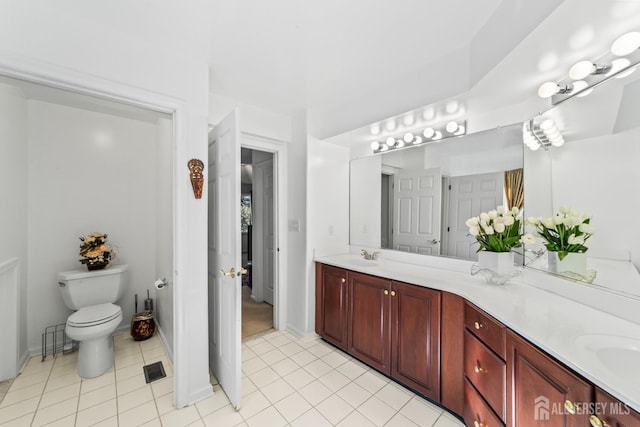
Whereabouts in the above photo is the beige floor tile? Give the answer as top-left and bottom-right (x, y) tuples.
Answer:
(357, 395), (396, 426)
(81, 371), (115, 394)
(237, 390), (270, 419)
(433, 411), (465, 427)
(270, 358), (300, 377)
(0, 411), (34, 427)
(242, 357), (267, 375)
(118, 400), (159, 427)
(9, 371), (50, 392)
(259, 348), (287, 365)
(90, 415), (119, 427)
(194, 391), (231, 417)
(385, 412), (420, 427)
(78, 383), (116, 411)
(150, 376), (173, 398)
(290, 350), (317, 367)
(335, 359), (369, 380)
(116, 374), (148, 396)
(241, 376), (257, 397)
(290, 408), (332, 427)
(353, 370), (388, 394)
(298, 380), (333, 406)
(137, 418), (162, 427)
(273, 392), (312, 422)
(375, 381), (412, 410)
(247, 367), (279, 388)
(399, 396), (443, 427)
(114, 352), (144, 370)
(260, 378), (295, 404)
(154, 392), (176, 416)
(303, 359), (333, 379)
(117, 385), (154, 413)
(278, 341), (304, 357)
(160, 405), (200, 427)
(0, 397), (40, 424)
(115, 363), (145, 382)
(315, 394), (354, 425)
(44, 371), (81, 393)
(75, 398), (117, 427)
(317, 369), (350, 392)
(201, 405), (243, 427)
(337, 410), (377, 427)
(31, 396), (78, 427)
(38, 382), (81, 409)
(0, 381), (45, 408)
(19, 357), (54, 378)
(282, 368), (314, 389)
(246, 406), (287, 427)
(336, 381), (371, 408)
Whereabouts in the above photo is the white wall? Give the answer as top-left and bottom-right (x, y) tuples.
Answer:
(154, 117), (174, 359)
(26, 100), (161, 352)
(0, 83), (29, 371)
(350, 155), (381, 248)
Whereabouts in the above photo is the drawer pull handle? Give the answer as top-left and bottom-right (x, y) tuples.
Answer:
(384, 290), (389, 295)
(341, 278), (346, 283)
(473, 416), (485, 427)
(390, 290), (396, 296)
(474, 321), (483, 330)
(589, 415), (609, 427)
(564, 400), (576, 415)
(473, 361), (486, 374)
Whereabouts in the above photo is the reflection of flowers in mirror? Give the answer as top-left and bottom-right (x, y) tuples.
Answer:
(527, 206), (593, 260)
(466, 206), (533, 252)
(79, 232), (115, 269)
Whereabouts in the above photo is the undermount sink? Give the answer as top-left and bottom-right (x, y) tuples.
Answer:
(575, 334), (640, 381)
(348, 258), (378, 267)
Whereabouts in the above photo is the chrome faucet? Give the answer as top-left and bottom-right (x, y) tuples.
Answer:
(361, 249), (380, 260)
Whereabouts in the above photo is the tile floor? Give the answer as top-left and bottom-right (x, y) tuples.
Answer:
(0, 330), (464, 426)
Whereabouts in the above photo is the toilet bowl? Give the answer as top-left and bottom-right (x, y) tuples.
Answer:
(58, 264), (128, 378)
(65, 303), (123, 378)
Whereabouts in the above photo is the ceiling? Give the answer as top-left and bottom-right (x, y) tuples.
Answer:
(7, 0), (640, 142)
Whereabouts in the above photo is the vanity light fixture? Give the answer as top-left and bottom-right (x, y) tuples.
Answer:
(540, 30), (640, 104)
(371, 120), (466, 153)
(537, 82), (573, 98)
(522, 118), (564, 151)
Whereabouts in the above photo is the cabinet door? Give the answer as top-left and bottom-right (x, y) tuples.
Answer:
(391, 281), (441, 401)
(315, 264), (349, 350)
(507, 331), (591, 427)
(348, 271), (391, 374)
(589, 388), (640, 427)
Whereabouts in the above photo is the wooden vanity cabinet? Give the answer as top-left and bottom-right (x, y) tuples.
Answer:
(589, 388), (640, 427)
(315, 264), (349, 351)
(463, 302), (506, 426)
(506, 330), (591, 427)
(346, 271), (442, 401)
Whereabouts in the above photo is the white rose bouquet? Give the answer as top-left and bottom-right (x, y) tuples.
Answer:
(528, 206), (593, 261)
(466, 206), (534, 252)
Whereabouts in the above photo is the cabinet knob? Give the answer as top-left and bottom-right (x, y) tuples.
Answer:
(341, 278), (346, 283)
(564, 400), (576, 415)
(474, 321), (483, 330)
(473, 361), (486, 374)
(384, 290), (389, 295)
(473, 416), (485, 427)
(589, 415), (609, 427)
(390, 290), (396, 296)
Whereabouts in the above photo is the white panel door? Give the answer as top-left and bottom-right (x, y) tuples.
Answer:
(392, 168), (442, 255)
(208, 109), (242, 409)
(445, 171), (504, 261)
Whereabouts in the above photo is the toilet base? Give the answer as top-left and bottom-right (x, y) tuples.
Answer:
(77, 336), (114, 378)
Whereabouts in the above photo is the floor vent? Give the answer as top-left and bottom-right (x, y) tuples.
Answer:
(143, 361), (166, 384)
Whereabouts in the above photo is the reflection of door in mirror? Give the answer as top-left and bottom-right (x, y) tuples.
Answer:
(389, 168), (442, 255)
(443, 171), (504, 261)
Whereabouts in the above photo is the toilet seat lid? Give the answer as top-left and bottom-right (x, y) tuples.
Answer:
(68, 303), (121, 327)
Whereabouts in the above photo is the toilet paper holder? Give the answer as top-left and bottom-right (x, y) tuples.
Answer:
(154, 278), (168, 289)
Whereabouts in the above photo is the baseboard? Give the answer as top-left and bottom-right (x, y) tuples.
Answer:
(156, 325), (173, 363)
(285, 324), (317, 341)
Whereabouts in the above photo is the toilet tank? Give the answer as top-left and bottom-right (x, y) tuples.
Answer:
(58, 264), (128, 310)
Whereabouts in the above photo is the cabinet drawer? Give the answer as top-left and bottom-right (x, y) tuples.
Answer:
(465, 302), (506, 359)
(464, 378), (505, 427)
(464, 330), (506, 421)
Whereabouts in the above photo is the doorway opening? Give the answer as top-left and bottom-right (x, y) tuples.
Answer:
(240, 147), (275, 340)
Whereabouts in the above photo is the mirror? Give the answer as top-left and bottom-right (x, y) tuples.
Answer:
(350, 124), (523, 261)
(523, 65), (640, 298)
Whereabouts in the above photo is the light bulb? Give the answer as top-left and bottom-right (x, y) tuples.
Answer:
(370, 141), (381, 150)
(538, 81), (560, 98)
(403, 132), (414, 143)
(551, 137), (565, 147)
(423, 128), (435, 138)
(379, 144), (388, 152)
(386, 137), (396, 147)
(413, 136), (423, 144)
(454, 125), (466, 136)
(611, 32), (640, 56)
(616, 65), (636, 79)
(529, 142), (541, 151)
(445, 121), (459, 133)
(540, 119), (555, 130)
(571, 80), (589, 96)
(396, 140), (405, 148)
(607, 58), (631, 76)
(569, 60), (595, 80)
(432, 131), (442, 140)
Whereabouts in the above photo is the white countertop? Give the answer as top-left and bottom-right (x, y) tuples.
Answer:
(315, 252), (640, 412)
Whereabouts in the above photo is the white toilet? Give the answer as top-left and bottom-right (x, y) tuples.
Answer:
(58, 264), (128, 378)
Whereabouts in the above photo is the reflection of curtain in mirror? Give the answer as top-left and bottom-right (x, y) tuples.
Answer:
(504, 168), (524, 210)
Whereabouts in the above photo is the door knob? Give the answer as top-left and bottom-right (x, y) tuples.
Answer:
(220, 267), (237, 278)
(430, 239), (440, 244)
